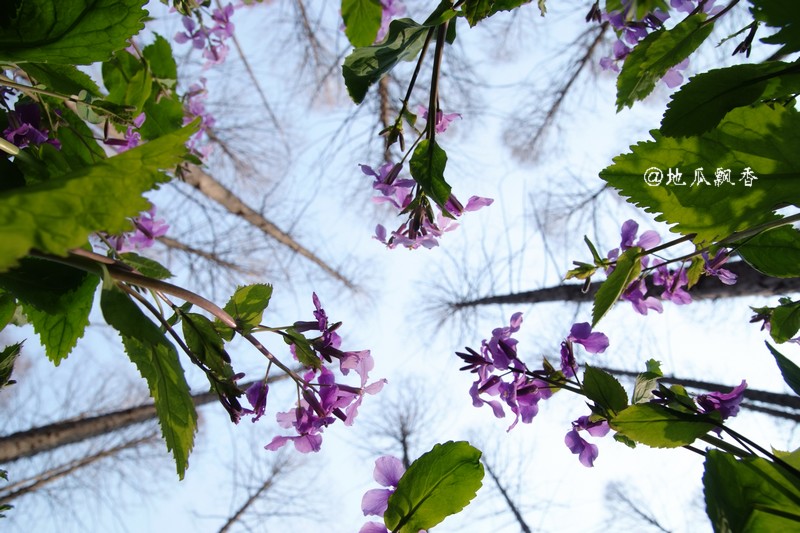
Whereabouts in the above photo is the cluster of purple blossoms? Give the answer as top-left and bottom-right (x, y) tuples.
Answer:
(376, 0), (406, 42)
(3, 102), (61, 150)
(183, 78), (215, 160)
(594, 0), (719, 86)
(174, 3), (236, 68)
(263, 293), (386, 453)
(606, 220), (737, 316)
(102, 206), (169, 252)
(359, 455), (417, 533)
(457, 313), (611, 465)
(565, 415), (610, 467)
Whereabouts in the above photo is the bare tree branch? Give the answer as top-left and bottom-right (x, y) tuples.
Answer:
(483, 460), (533, 533)
(158, 235), (249, 274)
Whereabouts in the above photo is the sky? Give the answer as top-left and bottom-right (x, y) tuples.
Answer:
(2, 1), (799, 532)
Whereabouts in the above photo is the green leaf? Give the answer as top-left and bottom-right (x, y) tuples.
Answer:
(610, 403), (714, 448)
(617, 14), (714, 110)
(283, 327), (320, 369)
(342, 18), (431, 104)
(632, 360), (662, 404)
(767, 342), (800, 397)
(21, 63), (101, 96)
(0, 259), (98, 364)
(119, 252), (173, 280)
(181, 312), (232, 378)
(704, 450), (800, 532)
(0, 0), (147, 64)
(409, 139), (451, 209)
(0, 292), (15, 330)
(139, 95), (185, 140)
(750, 0), (800, 55)
(342, 0), (382, 47)
(738, 226), (800, 278)
(464, 0), (492, 26)
(0, 121), (197, 272)
(102, 50), (153, 114)
(600, 105), (800, 244)
(20, 269), (98, 365)
(770, 301), (800, 344)
(385, 441), (483, 532)
(0, 342), (21, 388)
(101, 286), (196, 479)
(592, 247), (642, 326)
(582, 365), (628, 414)
(661, 61), (800, 137)
(142, 34), (178, 81)
(220, 284), (272, 335)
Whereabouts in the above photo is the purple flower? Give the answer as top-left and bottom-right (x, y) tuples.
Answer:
(703, 250), (737, 285)
(662, 58), (689, 88)
(418, 105), (461, 134)
(376, 0), (406, 42)
(105, 113), (145, 153)
(4, 102), (61, 150)
(652, 263), (692, 305)
(211, 3), (236, 38)
(620, 278), (663, 315)
(174, 17), (207, 49)
(362, 455), (404, 516)
(607, 220), (660, 264)
(568, 323), (609, 354)
(245, 381), (268, 422)
(128, 207), (169, 249)
(564, 416), (610, 467)
(696, 380), (747, 420)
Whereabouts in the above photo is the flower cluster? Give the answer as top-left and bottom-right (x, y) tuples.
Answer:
(3, 102), (61, 150)
(174, 3), (236, 68)
(101, 206), (169, 252)
(593, 0), (720, 86)
(264, 293), (386, 453)
(183, 78), (215, 160)
(360, 455), (408, 533)
(457, 314), (611, 467)
(606, 220), (737, 316)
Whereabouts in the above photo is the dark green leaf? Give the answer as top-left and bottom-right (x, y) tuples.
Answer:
(704, 450), (800, 532)
(182, 312), (232, 378)
(605, 0), (669, 19)
(283, 327), (320, 369)
(119, 252), (173, 280)
(583, 365), (628, 414)
(142, 34), (178, 81)
(0, 292), (15, 330)
(220, 284), (272, 334)
(0, 342), (21, 388)
(0, 0), (147, 64)
(21, 63), (101, 96)
(102, 50), (153, 114)
(101, 286), (196, 479)
(617, 14), (714, 110)
(610, 403), (714, 448)
(770, 301), (800, 344)
(0, 121), (197, 272)
(139, 95), (185, 140)
(750, 0), (800, 55)
(409, 139), (451, 210)
(739, 226), (800, 278)
(342, 0), (382, 47)
(385, 441), (483, 532)
(767, 342), (800, 397)
(464, 0), (492, 27)
(342, 19), (431, 104)
(600, 105), (800, 244)
(592, 247), (642, 326)
(661, 61), (800, 137)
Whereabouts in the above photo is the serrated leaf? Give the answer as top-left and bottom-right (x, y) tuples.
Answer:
(102, 50), (153, 115)
(385, 441), (483, 532)
(738, 226), (800, 278)
(592, 247), (642, 326)
(766, 342), (800, 397)
(409, 139), (451, 209)
(686, 255), (705, 288)
(750, 0), (800, 55)
(101, 286), (196, 479)
(21, 63), (101, 97)
(0, 121), (197, 272)
(142, 34), (178, 81)
(0, 342), (21, 388)
(220, 284), (272, 334)
(600, 105), (800, 245)
(139, 95), (185, 140)
(583, 365), (628, 414)
(610, 403), (714, 448)
(283, 327), (320, 369)
(342, 19), (431, 104)
(342, 0), (382, 47)
(661, 61), (800, 137)
(770, 301), (800, 344)
(0, 0), (147, 64)
(617, 14), (713, 110)
(119, 252), (173, 280)
(632, 371), (661, 405)
(0, 292), (15, 330)
(464, 0), (492, 26)
(182, 312), (232, 378)
(704, 450), (800, 533)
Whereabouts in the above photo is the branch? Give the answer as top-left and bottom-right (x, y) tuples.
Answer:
(158, 235), (248, 274)
(178, 164), (356, 289)
(483, 461), (532, 533)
